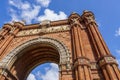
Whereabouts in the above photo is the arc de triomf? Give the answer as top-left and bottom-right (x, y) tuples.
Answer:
(0, 11), (120, 80)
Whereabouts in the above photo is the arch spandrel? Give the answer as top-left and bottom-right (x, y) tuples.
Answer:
(0, 37), (71, 71)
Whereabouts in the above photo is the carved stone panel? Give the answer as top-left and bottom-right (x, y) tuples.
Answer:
(17, 25), (70, 36)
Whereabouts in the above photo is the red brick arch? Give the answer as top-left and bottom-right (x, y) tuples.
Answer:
(0, 37), (71, 80)
(0, 11), (120, 80)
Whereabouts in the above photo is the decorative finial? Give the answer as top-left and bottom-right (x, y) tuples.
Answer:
(20, 20), (26, 25)
(83, 10), (89, 13)
(71, 12), (77, 14)
(40, 20), (50, 25)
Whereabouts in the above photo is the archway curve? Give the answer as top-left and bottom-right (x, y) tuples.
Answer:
(0, 37), (71, 80)
(18, 44), (60, 80)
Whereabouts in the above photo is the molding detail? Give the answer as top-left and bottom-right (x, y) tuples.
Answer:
(17, 25), (70, 36)
(90, 62), (99, 70)
(0, 37), (71, 70)
(73, 57), (90, 68)
(99, 56), (117, 67)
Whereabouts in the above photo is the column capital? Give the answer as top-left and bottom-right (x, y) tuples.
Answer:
(73, 57), (90, 68)
(81, 10), (96, 25)
(98, 55), (118, 67)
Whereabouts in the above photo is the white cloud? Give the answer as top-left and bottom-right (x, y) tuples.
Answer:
(36, 63), (59, 80)
(37, 9), (67, 21)
(9, 8), (19, 21)
(27, 73), (36, 80)
(116, 50), (120, 54)
(9, 0), (19, 8)
(9, 0), (28, 9)
(36, 0), (51, 7)
(21, 2), (31, 10)
(8, 0), (41, 24)
(9, 0), (15, 6)
(8, 0), (67, 24)
(115, 27), (120, 36)
(21, 5), (41, 23)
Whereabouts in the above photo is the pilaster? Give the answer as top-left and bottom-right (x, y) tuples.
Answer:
(69, 13), (92, 80)
(0, 24), (11, 43)
(81, 10), (112, 57)
(99, 55), (120, 80)
(82, 10), (120, 80)
(0, 22), (24, 58)
(0, 24), (12, 49)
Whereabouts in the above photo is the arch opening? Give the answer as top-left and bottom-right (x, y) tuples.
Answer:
(26, 63), (59, 80)
(10, 40), (60, 80)
(0, 37), (71, 80)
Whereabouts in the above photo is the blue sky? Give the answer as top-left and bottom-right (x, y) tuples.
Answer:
(0, 0), (120, 80)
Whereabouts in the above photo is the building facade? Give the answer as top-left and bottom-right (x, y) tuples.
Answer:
(0, 11), (120, 80)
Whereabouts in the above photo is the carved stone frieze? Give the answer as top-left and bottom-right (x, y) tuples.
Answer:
(17, 25), (70, 36)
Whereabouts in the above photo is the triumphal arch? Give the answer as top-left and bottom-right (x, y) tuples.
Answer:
(0, 11), (120, 80)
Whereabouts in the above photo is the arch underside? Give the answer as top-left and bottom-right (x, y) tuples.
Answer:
(0, 37), (71, 80)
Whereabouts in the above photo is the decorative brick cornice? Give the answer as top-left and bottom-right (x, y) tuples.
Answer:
(21, 20), (69, 30)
